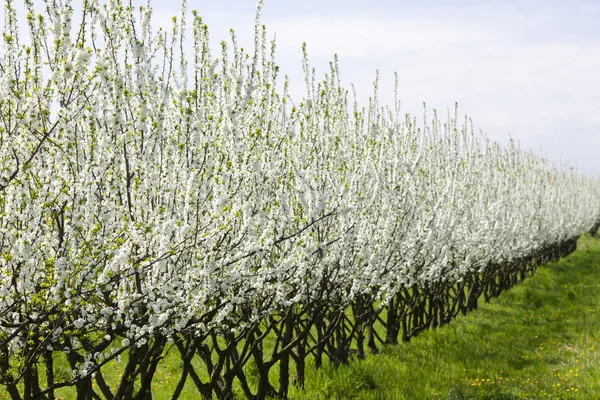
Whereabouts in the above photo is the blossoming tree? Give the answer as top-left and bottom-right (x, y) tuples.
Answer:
(1, 0), (599, 399)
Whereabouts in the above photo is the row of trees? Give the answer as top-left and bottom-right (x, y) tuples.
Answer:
(1, 0), (599, 398)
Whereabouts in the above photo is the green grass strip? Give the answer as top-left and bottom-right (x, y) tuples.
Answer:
(290, 234), (600, 400)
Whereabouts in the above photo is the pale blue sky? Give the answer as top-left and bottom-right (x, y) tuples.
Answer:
(8, 0), (600, 172)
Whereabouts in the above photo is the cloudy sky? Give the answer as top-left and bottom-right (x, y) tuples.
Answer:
(10, 0), (600, 173)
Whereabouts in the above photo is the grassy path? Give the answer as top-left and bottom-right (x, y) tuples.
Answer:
(291, 234), (600, 399)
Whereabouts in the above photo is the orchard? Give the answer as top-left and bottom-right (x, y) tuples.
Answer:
(1, 0), (599, 399)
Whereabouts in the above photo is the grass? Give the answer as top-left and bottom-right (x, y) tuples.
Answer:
(289, 234), (600, 399)
(2, 235), (599, 399)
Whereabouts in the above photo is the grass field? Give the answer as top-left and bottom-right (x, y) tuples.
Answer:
(2, 235), (599, 400)
(289, 234), (600, 399)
